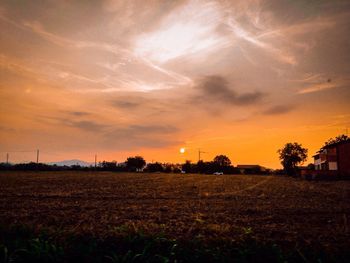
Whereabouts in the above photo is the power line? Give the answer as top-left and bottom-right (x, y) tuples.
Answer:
(0, 150), (37, 153)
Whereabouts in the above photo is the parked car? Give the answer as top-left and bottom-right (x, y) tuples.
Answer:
(213, 172), (223, 175)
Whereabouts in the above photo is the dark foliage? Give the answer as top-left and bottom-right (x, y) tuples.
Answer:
(323, 134), (350, 148)
(277, 143), (308, 176)
(126, 156), (146, 172)
(145, 162), (164, 173)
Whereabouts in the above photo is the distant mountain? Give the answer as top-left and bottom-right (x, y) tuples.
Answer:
(48, 159), (93, 167)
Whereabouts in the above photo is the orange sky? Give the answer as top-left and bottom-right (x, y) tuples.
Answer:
(0, 0), (349, 168)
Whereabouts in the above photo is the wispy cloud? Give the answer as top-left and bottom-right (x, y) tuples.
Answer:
(295, 74), (350, 94)
(298, 82), (337, 94)
(263, 105), (295, 115)
(134, 1), (228, 63)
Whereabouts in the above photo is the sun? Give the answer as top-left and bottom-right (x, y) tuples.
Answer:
(180, 148), (186, 154)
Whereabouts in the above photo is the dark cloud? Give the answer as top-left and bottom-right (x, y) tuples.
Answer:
(0, 125), (15, 132)
(112, 100), (140, 109)
(263, 105), (295, 115)
(67, 111), (91, 117)
(70, 121), (108, 132)
(36, 114), (107, 132)
(194, 75), (265, 105)
(109, 124), (178, 138)
(54, 118), (108, 132)
(235, 92), (265, 105)
(104, 124), (180, 150)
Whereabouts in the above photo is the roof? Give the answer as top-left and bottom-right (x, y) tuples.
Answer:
(322, 139), (350, 149)
(313, 139), (350, 157)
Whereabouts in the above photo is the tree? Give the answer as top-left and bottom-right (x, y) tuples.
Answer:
(126, 156), (146, 172)
(277, 143), (308, 176)
(323, 134), (349, 148)
(182, 160), (192, 173)
(213, 155), (231, 167)
(100, 161), (117, 171)
(145, 162), (163, 173)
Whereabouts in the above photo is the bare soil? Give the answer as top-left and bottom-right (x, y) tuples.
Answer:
(0, 171), (349, 250)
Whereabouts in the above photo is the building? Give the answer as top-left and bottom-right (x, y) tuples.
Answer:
(312, 139), (350, 177)
(313, 147), (337, 171)
(237, 165), (267, 174)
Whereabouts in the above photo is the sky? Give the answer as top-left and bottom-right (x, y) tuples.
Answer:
(0, 0), (349, 168)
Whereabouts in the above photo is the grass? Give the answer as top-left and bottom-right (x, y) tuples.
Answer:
(1, 223), (350, 263)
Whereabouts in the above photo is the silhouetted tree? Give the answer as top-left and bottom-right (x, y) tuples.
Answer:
(197, 160), (206, 173)
(145, 162), (164, 173)
(213, 155), (231, 167)
(278, 143), (308, 176)
(100, 161), (118, 171)
(212, 155), (232, 173)
(163, 163), (173, 173)
(126, 156), (146, 172)
(323, 134), (349, 148)
(182, 160), (192, 173)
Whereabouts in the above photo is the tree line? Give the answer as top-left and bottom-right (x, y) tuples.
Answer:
(0, 154), (259, 174)
(1, 134), (347, 175)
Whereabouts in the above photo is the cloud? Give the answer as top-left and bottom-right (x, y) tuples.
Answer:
(134, 0), (228, 63)
(107, 125), (178, 139)
(263, 105), (295, 115)
(66, 111), (91, 117)
(116, 125), (178, 135)
(54, 119), (108, 132)
(295, 76), (350, 94)
(72, 121), (108, 132)
(112, 100), (140, 109)
(298, 82), (336, 94)
(103, 124), (180, 150)
(227, 17), (298, 65)
(0, 125), (15, 132)
(194, 75), (265, 105)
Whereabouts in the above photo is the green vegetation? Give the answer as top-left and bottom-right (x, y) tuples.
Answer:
(1, 224), (348, 263)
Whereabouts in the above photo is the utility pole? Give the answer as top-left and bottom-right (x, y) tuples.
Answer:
(36, 149), (39, 163)
(6, 153), (9, 164)
(198, 149), (207, 162)
(95, 154), (97, 168)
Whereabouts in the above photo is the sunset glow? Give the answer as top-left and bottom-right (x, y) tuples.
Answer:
(0, 0), (349, 168)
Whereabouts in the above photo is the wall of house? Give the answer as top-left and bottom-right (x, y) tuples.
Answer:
(314, 157), (321, 170)
(329, 162), (338, 170)
(300, 169), (338, 179)
(338, 142), (350, 176)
